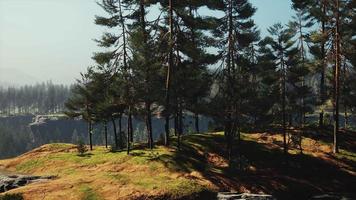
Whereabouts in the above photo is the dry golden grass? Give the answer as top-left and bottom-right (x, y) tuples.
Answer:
(0, 130), (355, 200)
(0, 143), (212, 200)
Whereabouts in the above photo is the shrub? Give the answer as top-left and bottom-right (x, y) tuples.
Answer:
(0, 194), (24, 200)
(76, 140), (88, 156)
(108, 144), (117, 153)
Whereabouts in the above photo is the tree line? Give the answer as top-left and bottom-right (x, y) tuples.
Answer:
(0, 82), (71, 115)
(65, 0), (355, 158)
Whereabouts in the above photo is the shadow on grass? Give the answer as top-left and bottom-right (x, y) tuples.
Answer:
(77, 153), (93, 157)
(241, 139), (355, 199)
(152, 133), (356, 200)
(302, 126), (356, 153)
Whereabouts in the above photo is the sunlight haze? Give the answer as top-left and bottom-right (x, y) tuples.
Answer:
(0, 0), (293, 85)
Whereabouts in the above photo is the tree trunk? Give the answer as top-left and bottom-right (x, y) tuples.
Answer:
(319, 0), (327, 128)
(282, 55), (287, 155)
(111, 117), (118, 149)
(177, 103), (183, 150)
(148, 111), (153, 148)
(129, 113), (133, 143)
(118, 114), (122, 148)
(88, 119), (93, 151)
(343, 55), (348, 130)
(225, 0), (235, 162)
(145, 102), (153, 149)
(298, 14), (306, 154)
(194, 112), (199, 133)
(164, 0), (174, 146)
(127, 109), (132, 155)
(333, 0), (340, 154)
(104, 121), (108, 149)
(174, 114), (178, 136)
(118, 0), (131, 153)
(344, 105), (348, 129)
(319, 111), (324, 128)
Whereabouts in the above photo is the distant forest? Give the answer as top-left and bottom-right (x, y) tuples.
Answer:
(0, 82), (71, 115)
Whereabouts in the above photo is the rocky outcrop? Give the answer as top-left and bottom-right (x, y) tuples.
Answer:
(0, 173), (55, 193)
(29, 114), (69, 126)
(217, 193), (275, 200)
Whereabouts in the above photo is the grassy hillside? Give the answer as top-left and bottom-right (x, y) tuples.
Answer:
(0, 130), (355, 200)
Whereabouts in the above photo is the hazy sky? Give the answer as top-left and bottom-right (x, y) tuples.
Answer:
(0, 0), (294, 85)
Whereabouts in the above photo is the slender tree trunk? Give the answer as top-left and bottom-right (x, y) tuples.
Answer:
(111, 117), (118, 149)
(148, 110), (153, 148)
(118, 114), (122, 148)
(140, 0), (153, 149)
(145, 102), (153, 149)
(282, 54), (287, 155)
(174, 114), (178, 136)
(129, 112), (133, 142)
(343, 58), (348, 129)
(289, 114), (293, 127)
(319, 0), (327, 128)
(319, 111), (324, 128)
(344, 105), (348, 129)
(119, 0), (131, 154)
(333, 0), (340, 154)
(177, 102), (183, 150)
(225, 0), (235, 162)
(127, 110), (132, 155)
(164, 0), (174, 146)
(104, 121), (108, 148)
(88, 119), (93, 151)
(194, 112), (199, 133)
(298, 15), (306, 154)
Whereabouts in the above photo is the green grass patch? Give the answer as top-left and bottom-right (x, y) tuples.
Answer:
(168, 178), (205, 198)
(104, 172), (130, 185)
(80, 185), (101, 200)
(16, 159), (45, 172)
(336, 149), (356, 162)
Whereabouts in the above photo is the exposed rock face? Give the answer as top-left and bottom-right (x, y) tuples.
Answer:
(29, 114), (69, 126)
(0, 114), (214, 158)
(217, 193), (275, 200)
(29, 114), (87, 145)
(0, 173), (55, 193)
(29, 114), (214, 144)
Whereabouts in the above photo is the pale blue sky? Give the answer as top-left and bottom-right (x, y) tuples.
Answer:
(0, 0), (294, 85)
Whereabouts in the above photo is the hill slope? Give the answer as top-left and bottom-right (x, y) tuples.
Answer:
(0, 131), (355, 200)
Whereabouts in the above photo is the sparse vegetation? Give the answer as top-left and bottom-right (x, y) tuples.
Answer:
(0, 194), (24, 200)
(76, 140), (88, 156)
(0, 131), (355, 199)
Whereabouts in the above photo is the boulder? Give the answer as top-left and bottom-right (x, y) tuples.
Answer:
(217, 192), (275, 200)
(0, 173), (55, 193)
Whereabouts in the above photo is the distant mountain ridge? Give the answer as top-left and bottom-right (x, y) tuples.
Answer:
(0, 68), (40, 87)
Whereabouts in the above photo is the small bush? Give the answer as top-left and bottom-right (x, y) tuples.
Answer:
(157, 133), (165, 145)
(108, 144), (117, 153)
(0, 194), (24, 200)
(77, 140), (88, 156)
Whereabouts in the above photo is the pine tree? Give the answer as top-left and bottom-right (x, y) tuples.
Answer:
(154, 0), (221, 148)
(65, 68), (98, 151)
(212, 0), (257, 160)
(94, 0), (134, 154)
(126, 0), (161, 149)
(264, 23), (296, 155)
(288, 9), (315, 152)
(293, 0), (331, 128)
(333, 0), (341, 153)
